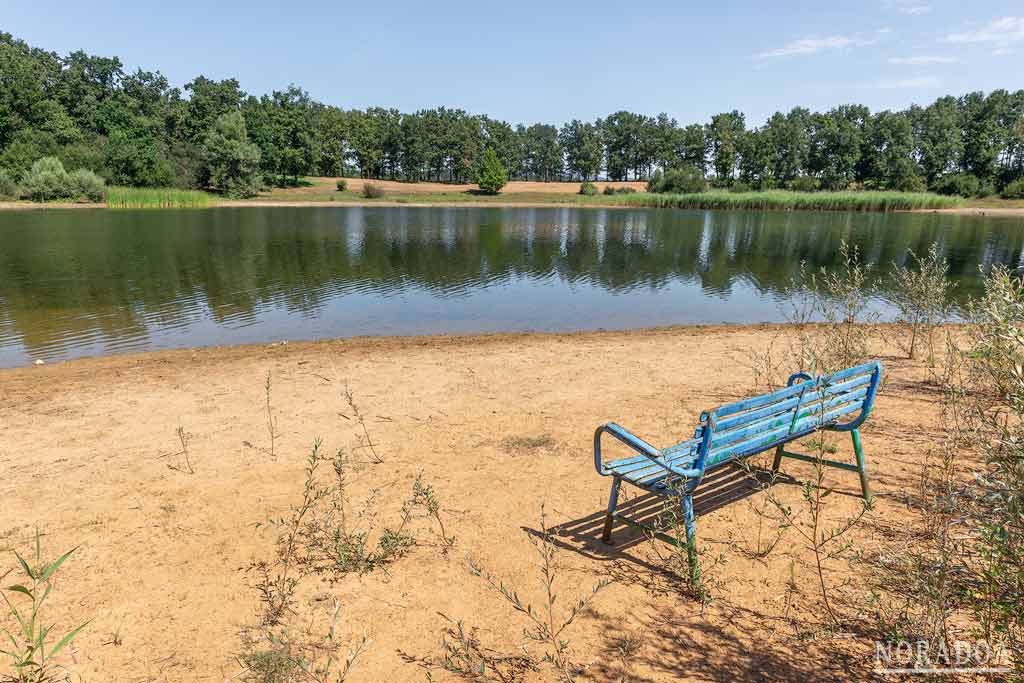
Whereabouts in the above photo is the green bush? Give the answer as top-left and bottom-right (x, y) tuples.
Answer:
(893, 173), (927, 193)
(933, 173), (982, 198)
(786, 176), (820, 192)
(579, 181), (597, 196)
(475, 148), (507, 195)
(602, 185), (637, 195)
(21, 156), (69, 201)
(65, 168), (107, 202)
(648, 166), (705, 194)
(362, 182), (384, 199)
(0, 169), (19, 200)
(1001, 178), (1024, 199)
(336, 178), (347, 192)
(729, 181), (751, 194)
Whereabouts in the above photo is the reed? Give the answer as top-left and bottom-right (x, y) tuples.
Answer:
(106, 186), (214, 209)
(619, 189), (960, 212)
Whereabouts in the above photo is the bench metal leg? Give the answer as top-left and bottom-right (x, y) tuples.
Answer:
(601, 476), (622, 544)
(851, 429), (872, 503)
(771, 443), (785, 474)
(681, 493), (700, 584)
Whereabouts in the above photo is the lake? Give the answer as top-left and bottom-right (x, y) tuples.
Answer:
(0, 206), (1021, 367)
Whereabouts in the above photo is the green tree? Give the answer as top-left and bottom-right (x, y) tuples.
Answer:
(709, 111), (745, 185)
(183, 76), (244, 144)
(559, 119), (602, 180)
(203, 111), (261, 197)
(475, 147), (507, 194)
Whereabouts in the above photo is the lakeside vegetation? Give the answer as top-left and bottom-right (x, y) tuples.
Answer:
(2, 31), (1023, 207)
(619, 189), (960, 212)
(106, 187), (214, 208)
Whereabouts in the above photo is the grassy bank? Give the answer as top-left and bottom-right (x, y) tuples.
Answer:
(618, 189), (961, 212)
(107, 187), (215, 209)
(244, 178), (967, 212)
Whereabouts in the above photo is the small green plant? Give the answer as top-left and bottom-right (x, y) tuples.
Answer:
(468, 505), (609, 683)
(252, 439), (331, 627)
(1, 530), (88, 683)
(475, 148), (508, 195)
(646, 492), (724, 609)
(602, 186), (636, 195)
(891, 243), (954, 361)
(425, 614), (536, 682)
(361, 183), (384, 199)
(265, 370), (279, 458)
(238, 599), (368, 683)
(335, 179), (347, 192)
(342, 384), (381, 464)
(167, 425), (195, 474)
(578, 182), (597, 196)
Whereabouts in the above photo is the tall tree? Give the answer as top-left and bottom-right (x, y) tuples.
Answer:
(708, 111), (745, 184)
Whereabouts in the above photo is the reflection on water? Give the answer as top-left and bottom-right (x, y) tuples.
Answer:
(0, 206), (1021, 366)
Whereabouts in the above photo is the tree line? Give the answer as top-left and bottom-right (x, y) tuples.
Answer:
(2, 31), (1023, 198)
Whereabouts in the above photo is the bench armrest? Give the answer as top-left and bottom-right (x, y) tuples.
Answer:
(594, 423), (702, 479)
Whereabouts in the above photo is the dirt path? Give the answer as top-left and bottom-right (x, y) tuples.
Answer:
(0, 325), (946, 681)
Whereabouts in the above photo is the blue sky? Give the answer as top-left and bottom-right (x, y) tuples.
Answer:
(5, 0), (1023, 126)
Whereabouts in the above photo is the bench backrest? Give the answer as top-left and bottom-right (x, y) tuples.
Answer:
(690, 361), (882, 475)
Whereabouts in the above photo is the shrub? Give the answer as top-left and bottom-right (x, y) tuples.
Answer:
(475, 148), (507, 195)
(893, 173), (927, 193)
(361, 183), (384, 199)
(933, 173), (982, 198)
(336, 178), (347, 192)
(21, 156), (69, 201)
(0, 169), (19, 200)
(1002, 178), (1024, 199)
(729, 181), (751, 193)
(786, 176), (820, 192)
(648, 166), (705, 194)
(579, 181), (597, 196)
(203, 112), (261, 198)
(891, 243), (954, 360)
(65, 168), (107, 202)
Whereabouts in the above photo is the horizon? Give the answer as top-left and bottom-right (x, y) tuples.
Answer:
(5, 1), (1024, 127)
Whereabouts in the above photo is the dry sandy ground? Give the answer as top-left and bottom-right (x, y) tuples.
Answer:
(0, 326), (945, 682)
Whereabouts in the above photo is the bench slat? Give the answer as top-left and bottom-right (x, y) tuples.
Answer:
(711, 387), (869, 450)
(706, 401), (863, 467)
(713, 375), (871, 433)
(709, 361), (879, 420)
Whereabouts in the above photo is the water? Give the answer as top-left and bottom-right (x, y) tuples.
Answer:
(0, 206), (1021, 367)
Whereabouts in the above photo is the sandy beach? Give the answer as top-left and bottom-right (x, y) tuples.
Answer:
(0, 325), (947, 681)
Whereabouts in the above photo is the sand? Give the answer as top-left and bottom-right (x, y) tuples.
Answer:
(0, 325), (946, 681)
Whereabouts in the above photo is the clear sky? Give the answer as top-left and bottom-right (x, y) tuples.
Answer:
(5, 0), (1023, 127)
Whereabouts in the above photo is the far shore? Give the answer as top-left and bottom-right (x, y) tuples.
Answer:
(2, 177), (1022, 214)
(3, 198), (1023, 215)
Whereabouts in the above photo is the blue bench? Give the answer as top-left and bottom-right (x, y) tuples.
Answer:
(593, 361), (882, 575)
